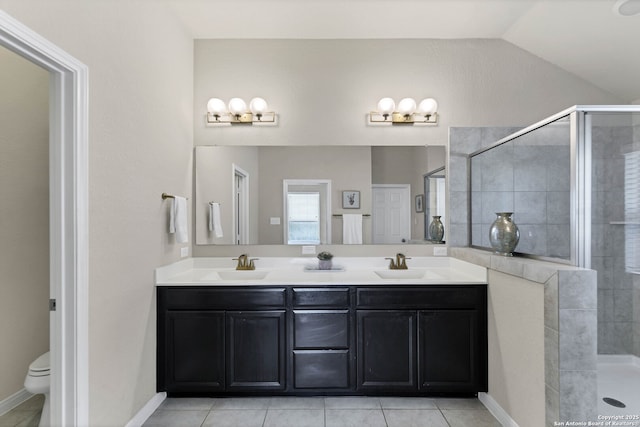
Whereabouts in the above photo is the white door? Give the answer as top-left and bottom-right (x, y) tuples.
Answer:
(372, 185), (411, 244)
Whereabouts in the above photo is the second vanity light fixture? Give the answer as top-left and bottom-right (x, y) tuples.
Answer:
(206, 97), (276, 125)
(369, 97), (438, 125)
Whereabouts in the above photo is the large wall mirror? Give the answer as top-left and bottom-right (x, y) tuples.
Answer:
(195, 145), (445, 245)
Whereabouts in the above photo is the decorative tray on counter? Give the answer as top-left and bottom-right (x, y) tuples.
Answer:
(303, 265), (345, 272)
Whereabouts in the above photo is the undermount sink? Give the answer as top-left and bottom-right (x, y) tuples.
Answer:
(374, 269), (446, 280)
(215, 270), (270, 280)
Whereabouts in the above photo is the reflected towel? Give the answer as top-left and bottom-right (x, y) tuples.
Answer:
(169, 196), (188, 243)
(209, 202), (223, 238)
(342, 214), (363, 244)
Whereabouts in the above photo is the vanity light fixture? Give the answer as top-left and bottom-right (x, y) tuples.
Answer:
(206, 97), (276, 125)
(369, 97), (438, 125)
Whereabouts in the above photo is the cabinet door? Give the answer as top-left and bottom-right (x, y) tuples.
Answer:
(418, 310), (483, 392)
(357, 310), (416, 391)
(227, 311), (286, 390)
(162, 311), (225, 393)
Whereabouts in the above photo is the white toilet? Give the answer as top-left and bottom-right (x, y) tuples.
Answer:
(24, 352), (50, 427)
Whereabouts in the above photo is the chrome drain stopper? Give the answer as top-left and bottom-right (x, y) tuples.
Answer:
(603, 397), (626, 408)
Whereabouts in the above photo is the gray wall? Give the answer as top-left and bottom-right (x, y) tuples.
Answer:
(0, 46), (49, 402)
(193, 38), (623, 258)
(2, 3), (194, 425)
(195, 146), (260, 245)
(194, 39), (621, 150)
(258, 146), (372, 244)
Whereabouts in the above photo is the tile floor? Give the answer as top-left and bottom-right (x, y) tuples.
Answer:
(0, 395), (43, 427)
(143, 396), (501, 427)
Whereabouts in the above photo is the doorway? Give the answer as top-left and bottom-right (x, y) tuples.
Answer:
(371, 185), (411, 244)
(0, 43), (49, 421)
(233, 164), (249, 245)
(0, 10), (89, 426)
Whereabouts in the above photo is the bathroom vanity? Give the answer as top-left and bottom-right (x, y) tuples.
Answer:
(155, 257), (487, 396)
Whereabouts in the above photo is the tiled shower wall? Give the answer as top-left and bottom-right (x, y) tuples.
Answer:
(469, 124), (571, 259)
(448, 127), (522, 247)
(592, 123), (637, 355)
(633, 122), (640, 358)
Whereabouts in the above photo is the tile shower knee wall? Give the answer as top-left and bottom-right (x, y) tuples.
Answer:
(592, 124), (636, 355)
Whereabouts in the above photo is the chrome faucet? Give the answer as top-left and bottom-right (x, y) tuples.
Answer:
(233, 254), (258, 270)
(385, 253), (411, 270)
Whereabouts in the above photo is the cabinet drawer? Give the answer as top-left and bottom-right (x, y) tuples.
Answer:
(293, 350), (349, 389)
(292, 288), (350, 308)
(161, 287), (286, 310)
(294, 310), (349, 349)
(356, 286), (482, 309)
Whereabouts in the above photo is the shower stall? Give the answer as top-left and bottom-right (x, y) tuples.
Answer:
(467, 106), (640, 419)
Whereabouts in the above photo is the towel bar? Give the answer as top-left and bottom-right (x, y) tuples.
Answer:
(161, 192), (188, 200)
(333, 214), (371, 217)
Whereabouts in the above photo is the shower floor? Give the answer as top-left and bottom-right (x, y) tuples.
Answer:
(598, 355), (640, 422)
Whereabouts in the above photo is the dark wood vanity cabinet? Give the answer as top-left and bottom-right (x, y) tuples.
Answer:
(161, 310), (225, 392)
(355, 287), (487, 394)
(357, 310), (416, 391)
(291, 288), (354, 390)
(157, 284), (487, 396)
(418, 309), (483, 392)
(157, 287), (286, 393)
(226, 311), (286, 391)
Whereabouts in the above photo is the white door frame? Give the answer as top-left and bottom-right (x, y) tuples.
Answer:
(0, 10), (89, 427)
(232, 164), (250, 245)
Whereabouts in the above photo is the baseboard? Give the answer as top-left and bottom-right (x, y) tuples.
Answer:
(478, 392), (519, 427)
(0, 388), (34, 417)
(124, 392), (166, 427)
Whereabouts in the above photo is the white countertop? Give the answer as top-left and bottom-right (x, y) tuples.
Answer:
(155, 256), (487, 286)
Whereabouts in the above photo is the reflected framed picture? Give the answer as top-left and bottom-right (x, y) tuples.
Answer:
(415, 194), (424, 213)
(342, 191), (360, 209)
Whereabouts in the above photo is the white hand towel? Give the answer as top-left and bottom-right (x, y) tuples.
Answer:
(169, 196), (188, 243)
(209, 202), (223, 238)
(342, 214), (363, 244)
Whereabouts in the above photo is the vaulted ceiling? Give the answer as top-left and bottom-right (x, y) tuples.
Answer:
(166, 0), (640, 102)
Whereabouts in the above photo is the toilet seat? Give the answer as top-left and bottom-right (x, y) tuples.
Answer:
(24, 351), (51, 427)
(28, 352), (50, 377)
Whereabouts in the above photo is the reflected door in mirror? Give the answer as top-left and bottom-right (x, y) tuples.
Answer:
(372, 185), (411, 244)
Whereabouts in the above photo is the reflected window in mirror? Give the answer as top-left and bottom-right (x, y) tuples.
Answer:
(283, 179), (332, 245)
(287, 192), (321, 244)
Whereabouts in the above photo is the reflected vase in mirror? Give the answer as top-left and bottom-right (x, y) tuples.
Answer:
(489, 212), (520, 256)
(428, 216), (444, 243)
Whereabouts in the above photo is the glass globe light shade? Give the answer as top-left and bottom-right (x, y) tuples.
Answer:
(397, 98), (417, 116)
(249, 97), (268, 115)
(418, 98), (438, 115)
(228, 98), (247, 116)
(207, 98), (226, 115)
(377, 98), (396, 115)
